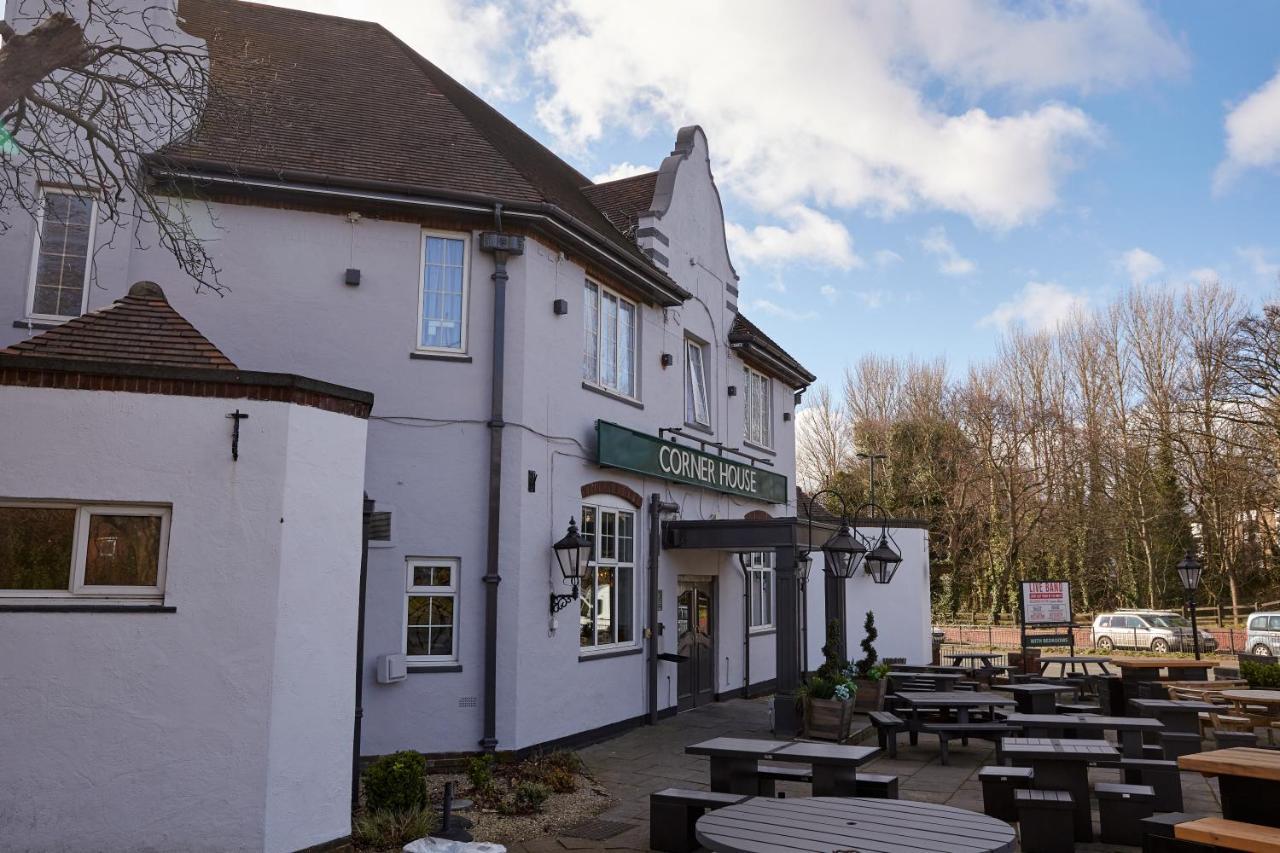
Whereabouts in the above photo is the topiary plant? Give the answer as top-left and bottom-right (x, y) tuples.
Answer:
(362, 750), (427, 813)
(855, 610), (879, 678)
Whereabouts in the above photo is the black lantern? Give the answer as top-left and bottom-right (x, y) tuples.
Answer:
(822, 522), (865, 579)
(551, 517), (592, 613)
(865, 534), (903, 585)
(796, 551), (814, 587)
(1176, 550), (1203, 592)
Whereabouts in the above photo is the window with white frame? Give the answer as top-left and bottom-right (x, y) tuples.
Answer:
(405, 557), (458, 661)
(685, 338), (710, 427)
(579, 503), (635, 649)
(744, 366), (772, 448)
(417, 232), (469, 352)
(583, 279), (637, 397)
(27, 188), (96, 320)
(744, 551), (774, 630)
(0, 502), (169, 599)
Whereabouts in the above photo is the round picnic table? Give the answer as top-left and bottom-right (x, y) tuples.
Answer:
(696, 796), (1016, 853)
(1220, 689), (1280, 709)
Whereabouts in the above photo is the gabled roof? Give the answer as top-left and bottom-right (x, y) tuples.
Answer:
(581, 172), (659, 233)
(730, 314), (816, 389)
(164, 0), (687, 304)
(4, 281), (239, 369)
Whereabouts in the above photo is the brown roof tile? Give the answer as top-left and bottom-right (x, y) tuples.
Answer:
(5, 282), (239, 370)
(729, 313), (816, 387)
(581, 172), (658, 234)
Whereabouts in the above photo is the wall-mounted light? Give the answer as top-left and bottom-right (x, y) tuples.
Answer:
(344, 268), (361, 286)
(550, 517), (592, 613)
(553, 298), (568, 315)
(661, 353), (674, 368)
(783, 412), (792, 422)
(727, 385), (738, 397)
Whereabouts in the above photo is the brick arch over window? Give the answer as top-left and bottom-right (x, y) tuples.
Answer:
(580, 480), (643, 509)
(744, 510), (772, 520)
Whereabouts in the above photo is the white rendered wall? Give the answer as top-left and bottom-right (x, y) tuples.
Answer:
(0, 386), (366, 852)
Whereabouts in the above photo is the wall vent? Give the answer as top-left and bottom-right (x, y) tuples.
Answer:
(458, 696), (478, 708)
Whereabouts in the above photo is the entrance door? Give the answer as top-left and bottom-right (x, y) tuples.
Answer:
(677, 579), (716, 710)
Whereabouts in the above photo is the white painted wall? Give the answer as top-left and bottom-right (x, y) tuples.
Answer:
(0, 386), (366, 852)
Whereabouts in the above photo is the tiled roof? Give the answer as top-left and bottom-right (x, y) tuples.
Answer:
(4, 281), (239, 369)
(166, 0), (684, 301)
(581, 172), (658, 233)
(729, 313), (817, 387)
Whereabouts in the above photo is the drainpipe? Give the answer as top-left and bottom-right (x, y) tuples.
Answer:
(352, 494), (374, 807)
(736, 555), (750, 697)
(478, 208), (524, 751)
(648, 494), (679, 724)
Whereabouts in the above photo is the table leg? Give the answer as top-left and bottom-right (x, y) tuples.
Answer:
(1032, 759), (1093, 842)
(811, 763), (858, 797)
(1029, 693), (1056, 715)
(1219, 776), (1280, 828)
(1162, 710), (1199, 735)
(1118, 730), (1144, 758)
(708, 757), (761, 795)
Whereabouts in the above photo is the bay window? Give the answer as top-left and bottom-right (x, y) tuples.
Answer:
(579, 502), (635, 649)
(745, 366), (772, 448)
(583, 279), (637, 397)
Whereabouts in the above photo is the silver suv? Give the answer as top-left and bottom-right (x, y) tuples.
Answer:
(1247, 611), (1280, 656)
(1092, 610), (1218, 654)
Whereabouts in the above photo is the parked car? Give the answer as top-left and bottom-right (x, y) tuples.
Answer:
(1246, 611), (1280, 656)
(1091, 609), (1218, 654)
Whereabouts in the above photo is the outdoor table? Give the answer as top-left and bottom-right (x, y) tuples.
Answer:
(1221, 689), (1280, 719)
(1112, 658), (1217, 683)
(1003, 737), (1120, 841)
(894, 691), (1015, 742)
(1180, 747), (1280, 828)
(1038, 655), (1112, 676)
(888, 671), (964, 692)
(995, 682), (1077, 714)
(949, 652), (1002, 672)
(1004, 712), (1162, 758)
(766, 742), (879, 796)
(695, 795), (1017, 853)
(1129, 698), (1220, 738)
(685, 737), (789, 794)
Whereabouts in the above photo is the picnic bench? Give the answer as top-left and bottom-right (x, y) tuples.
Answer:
(1038, 655), (1112, 676)
(1175, 817), (1280, 852)
(1180, 747), (1280, 828)
(684, 737), (877, 796)
(994, 682), (1077, 714)
(1003, 737), (1120, 842)
(1004, 712), (1162, 758)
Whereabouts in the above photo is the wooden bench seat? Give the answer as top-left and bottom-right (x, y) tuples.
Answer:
(921, 722), (1018, 765)
(1175, 817), (1280, 853)
(754, 761), (811, 795)
(869, 711), (904, 757)
(649, 788), (746, 853)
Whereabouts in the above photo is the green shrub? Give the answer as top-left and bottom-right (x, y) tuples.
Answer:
(466, 753), (498, 795)
(362, 751), (427, 813)
(1243, 657), (1280, 688)
(855, 611), (879, 677)
(542, 765), (577, 793)
(501, 781), (550, 815)
(352, 807), (436, 848)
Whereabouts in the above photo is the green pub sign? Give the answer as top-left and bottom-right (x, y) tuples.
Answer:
(595, 420), (788, 504)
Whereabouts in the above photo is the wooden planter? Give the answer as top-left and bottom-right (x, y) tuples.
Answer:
(803, 697), (856, 742)
(853, 679), (885, 712)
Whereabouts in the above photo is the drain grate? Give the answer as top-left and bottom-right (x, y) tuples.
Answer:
(562, 819), (634, 840)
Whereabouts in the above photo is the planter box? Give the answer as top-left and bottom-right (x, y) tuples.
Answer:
(853, 679), (885, 712)
(803, 697), (856, 742)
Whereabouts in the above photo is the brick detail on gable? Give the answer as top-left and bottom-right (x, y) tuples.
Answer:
(580, 480), (643, 509)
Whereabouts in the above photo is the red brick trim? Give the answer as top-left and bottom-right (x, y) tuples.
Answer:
(744, 510), (772, 520)
(580, 480), (643, 508)
(0, 362), (372, 418)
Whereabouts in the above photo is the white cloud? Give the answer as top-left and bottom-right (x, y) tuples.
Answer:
(590, 162), (654, 183)
(1216, 69), (1280, 191)
(748, 299), (818, 323)
(1186, 267), (1220, 284)
(1238, 246), (1280, 284)
(921, 226), (976, 275)
(980, 281), (1087, 333)
(525, 1), (1149, 229)
(854, 290), (888, 309)
(1121, 247), (1164, 285)
(873, 249), (903, 267)
(820, 285), (838, 303)
(725, 206), (862, 270)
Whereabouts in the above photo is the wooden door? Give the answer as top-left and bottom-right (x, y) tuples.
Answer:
(677, 580), (716, 710)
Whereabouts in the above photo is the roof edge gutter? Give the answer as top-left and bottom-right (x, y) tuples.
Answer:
(729, 342), (814, 390)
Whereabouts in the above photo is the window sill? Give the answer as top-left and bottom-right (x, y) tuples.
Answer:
(408, 663), (462, 673)
(743, 440), (776, 457)
(581, 381), (643, 409)
(409, 351), (472, 363)
(749, 627), (777, 637)
(578, 646), (643, 662)
(13, 319), (65, 331)
(684, 420), (714, 436)
(0, 603), (175, 613)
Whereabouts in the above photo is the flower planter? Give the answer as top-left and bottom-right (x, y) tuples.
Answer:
(853, 678), (885, 712)
(803, 697), (856, 742)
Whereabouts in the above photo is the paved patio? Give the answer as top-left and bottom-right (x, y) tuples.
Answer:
(507, 697), (1226, 853)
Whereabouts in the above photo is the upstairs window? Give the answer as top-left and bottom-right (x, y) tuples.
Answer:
(583, 280), (637, 397)
(418, 232), (469, 352)
(744, 366), (773, 449)
(27, 188), (95, 321)
(685, 339), (710, 427)
(0, 502), (169, 600)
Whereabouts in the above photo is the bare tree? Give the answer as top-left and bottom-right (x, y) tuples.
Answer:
(1, 1), (223, 290)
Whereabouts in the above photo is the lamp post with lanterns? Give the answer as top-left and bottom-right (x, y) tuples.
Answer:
(1176, 549), (1204, 660)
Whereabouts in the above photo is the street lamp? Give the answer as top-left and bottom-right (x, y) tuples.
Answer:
(1176, 549), (1204, 660)
(853, 452), (902, 585)
(550, 517), (592, 613)
(800, 489), (865, 580)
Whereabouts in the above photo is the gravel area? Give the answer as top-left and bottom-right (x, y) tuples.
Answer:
(426, 770), (615, 847)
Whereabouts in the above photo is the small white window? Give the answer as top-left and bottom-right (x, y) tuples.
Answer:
(583, 279), (638, 398)
(405, 558), (459, 661)
(579, 503), (636, 649)
(26, 188), (96, 321)
(0, 502), (169, 600)
(685, 339), (710, 427)
(744, 366), (773, 449)
(745, 551), (774, 630)
(417, 232), (470, 352)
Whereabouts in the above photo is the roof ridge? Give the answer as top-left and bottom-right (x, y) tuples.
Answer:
(585, 170), (660, 190)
